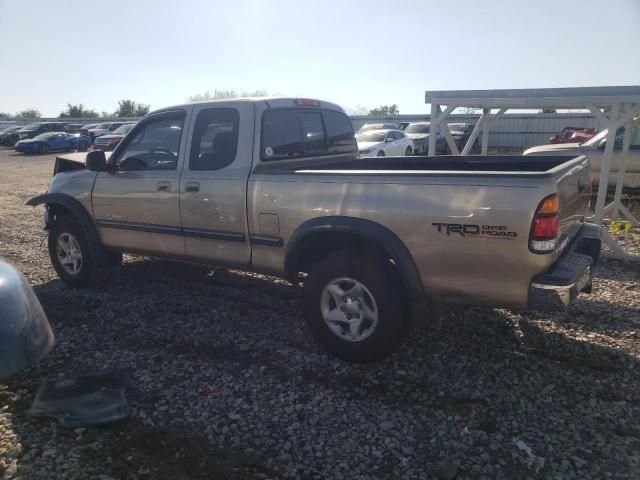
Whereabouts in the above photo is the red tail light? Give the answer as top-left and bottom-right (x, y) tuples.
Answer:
(294, 98), (321, 107)
(530, 194), (559, 253)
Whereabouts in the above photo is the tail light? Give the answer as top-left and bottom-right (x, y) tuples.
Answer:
(530, 194), (559, 253)
(294, 98), (321, 107)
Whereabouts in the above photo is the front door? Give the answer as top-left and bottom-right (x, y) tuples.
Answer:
(92, 110), (188, 258)
(179, 103), (253, 266)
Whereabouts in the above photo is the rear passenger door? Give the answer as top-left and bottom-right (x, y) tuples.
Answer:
(179, 103), (254, 266)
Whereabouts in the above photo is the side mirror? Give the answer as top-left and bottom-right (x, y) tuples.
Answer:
(598, 138), (606, 151)
(85, 150), (107, 171)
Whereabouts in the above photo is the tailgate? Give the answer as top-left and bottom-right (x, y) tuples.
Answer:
(555, 155), (592, 251)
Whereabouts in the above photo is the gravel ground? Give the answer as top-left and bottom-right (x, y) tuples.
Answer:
(0, 147), (639, 480)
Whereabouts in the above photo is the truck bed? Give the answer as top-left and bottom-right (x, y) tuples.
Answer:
(254, 155), (585, 177)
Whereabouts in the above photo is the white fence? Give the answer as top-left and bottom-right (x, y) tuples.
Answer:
(349, 113), (598, 149)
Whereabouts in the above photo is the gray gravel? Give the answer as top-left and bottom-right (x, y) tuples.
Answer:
(1, 149), (639, 479)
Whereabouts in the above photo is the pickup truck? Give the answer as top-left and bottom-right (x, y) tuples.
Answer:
(28, 97), (601, 363)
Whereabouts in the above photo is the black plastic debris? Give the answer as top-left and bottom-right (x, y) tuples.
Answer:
(29, 369), (131, 427)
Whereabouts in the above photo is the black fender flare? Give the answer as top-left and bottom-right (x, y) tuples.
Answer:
(26, 193), (115, 267)
(285, 216), (427, 305)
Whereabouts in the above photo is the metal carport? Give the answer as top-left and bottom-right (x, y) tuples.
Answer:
(424, 86), (640, 262)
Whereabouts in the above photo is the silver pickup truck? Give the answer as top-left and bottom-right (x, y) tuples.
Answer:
(28, 97), (601, 363)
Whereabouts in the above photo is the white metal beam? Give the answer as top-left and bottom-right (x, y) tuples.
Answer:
(461, 110), (487, 155)
(593, 103), (619, 223)
(428, 103), (439, 156)
(439, 121), (460, 155)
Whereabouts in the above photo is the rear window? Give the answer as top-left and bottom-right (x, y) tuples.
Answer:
(261, 109), (355, 160)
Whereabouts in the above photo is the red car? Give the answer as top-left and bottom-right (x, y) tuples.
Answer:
(549, 127), (597, 144)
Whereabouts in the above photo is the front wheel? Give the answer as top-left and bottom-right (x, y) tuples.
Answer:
(376, 150), (385, 157)
(78, 141), (89, 152)
(48, 216), (100, 287)
(38, 143), (49, 154)
(405, 147), (412, 156)
(303, 251), (410, 363)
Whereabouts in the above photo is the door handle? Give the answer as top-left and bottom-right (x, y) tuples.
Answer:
(185, 182), (200, 193)
(156, 181), (172, 192)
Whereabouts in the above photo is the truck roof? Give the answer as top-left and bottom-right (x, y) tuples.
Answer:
(155, 97), (344, 115)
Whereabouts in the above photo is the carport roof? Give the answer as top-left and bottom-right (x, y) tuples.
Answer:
(424, 85), (640, 109)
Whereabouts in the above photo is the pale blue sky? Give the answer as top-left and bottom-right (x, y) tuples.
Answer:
(0, 0), (638, 116)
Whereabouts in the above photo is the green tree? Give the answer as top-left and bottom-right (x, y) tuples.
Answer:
(368, 104), (399, 116)
(59, 103), (98, 118)
(0, 112), (12, 120)
(16, 109), (41, 120)
(114, 100), (150, 117)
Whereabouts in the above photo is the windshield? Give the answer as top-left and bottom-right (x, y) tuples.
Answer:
(358, 125), (383, 134)
(405, 124), (429, 134)
(112, 124), (135, 135)
(357, 131), (386, 143)
(33, 133), (57, 140)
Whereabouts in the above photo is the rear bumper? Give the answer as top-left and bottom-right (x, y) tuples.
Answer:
(528, 223), (601, 310)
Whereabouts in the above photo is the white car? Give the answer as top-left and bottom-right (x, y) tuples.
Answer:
(523, 122), (640, 188)
(357, 129), (414, 157)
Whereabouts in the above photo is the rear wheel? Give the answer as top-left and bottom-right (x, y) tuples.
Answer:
(78, 141), (89, 152)
(405, 147), (412, 156)
(38, 143), (49, 154)
(376, 150), (385, 157)
(303, 251), (410, 363)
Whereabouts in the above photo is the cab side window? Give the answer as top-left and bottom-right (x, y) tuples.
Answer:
(189, 108), (239, 170)
(113, 114), (185, 171)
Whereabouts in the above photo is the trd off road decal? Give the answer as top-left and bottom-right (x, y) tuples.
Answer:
(432, 223), (517, 239)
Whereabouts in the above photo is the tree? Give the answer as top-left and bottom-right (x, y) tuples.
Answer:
(59, 103), (98, 118)
(0, 112), (11, 120)
(344, 104), (370, 116)
(114, 99), (150, 117)
(368, 104), (399, 116)
(187, 89), (271, 103)
(16, 109), (41, 120)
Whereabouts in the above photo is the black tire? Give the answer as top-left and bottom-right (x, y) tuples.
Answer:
(376, 150), (385, 157)
(38, 143), (49, 154)
(303, 251), (410, 363)
(78, 141), (89, 152)
(48, 216), (101, 287)
(405, 147), (412, 156)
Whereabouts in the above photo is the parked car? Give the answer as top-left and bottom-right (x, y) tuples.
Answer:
(0, 260), (54, 379)
(0, 125), (22, 146)
(88, 122), (125, 139)
(357, 129), (414, 157)
(15, 132), (92, 154)
(523, 121), (640, 189)
(92, 123), (136, 151)
(356, 123), (400, 136)
(64, 123), (86, 134)
(27, 97), (600, 363)
(7, 122), (67, 146)
(549, 127), (598, 144)
(404, 122), (430, 154)
(80, 124), (99, 136)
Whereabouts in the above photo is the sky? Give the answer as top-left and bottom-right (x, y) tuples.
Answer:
(0, 0), (638, 117)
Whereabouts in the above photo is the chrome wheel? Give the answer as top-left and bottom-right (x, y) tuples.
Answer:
(320, 277), (378, 342)
(56, 233), (83, 275)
